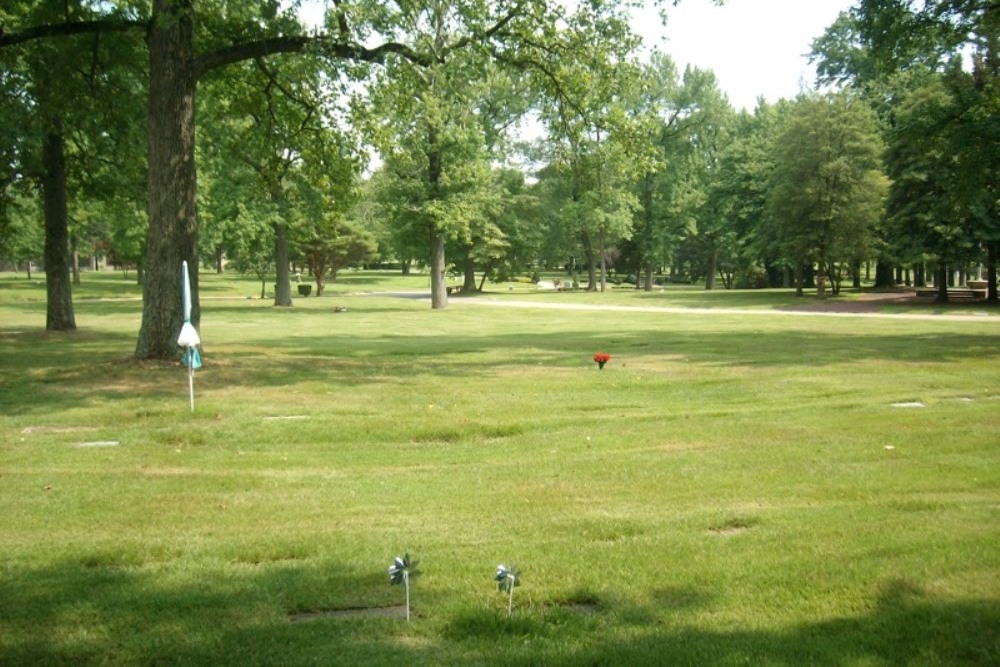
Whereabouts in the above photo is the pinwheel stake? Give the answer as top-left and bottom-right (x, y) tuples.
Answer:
(388, 553), (419, 621)
(495, 564), (521, 617)
(177, 261), (202, 413)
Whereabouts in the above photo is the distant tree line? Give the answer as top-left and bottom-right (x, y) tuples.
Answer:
(1, 0), (996, 358)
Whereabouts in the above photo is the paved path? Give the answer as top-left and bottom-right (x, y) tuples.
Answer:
(378, 292), (998, 324)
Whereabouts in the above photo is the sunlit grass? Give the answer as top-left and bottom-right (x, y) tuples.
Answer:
(1, 270), (998, 665)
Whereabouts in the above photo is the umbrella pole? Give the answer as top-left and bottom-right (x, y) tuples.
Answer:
(188, 353), (195, 413)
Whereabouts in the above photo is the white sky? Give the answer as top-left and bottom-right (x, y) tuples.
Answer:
(646, 0), (856, 110)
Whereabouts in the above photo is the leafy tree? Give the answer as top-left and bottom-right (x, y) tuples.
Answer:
(297, 217), (377, 295)
(812, 0), (1000, 299)
(0, 191), (43, 276)
(229, 201), (278, 300)
(708, 102), (783, 288)
(885, 78), (979, 301)
(454, 65), (534, 293)
(767, 93), (888, 298)
(671, 68), (734, 290)
(534, 10), (644, 292)
(1, 1), (147, 331)
(371, 25), (495, 307)
(468, 168), (541, 289)
(199, 51), (361, 307)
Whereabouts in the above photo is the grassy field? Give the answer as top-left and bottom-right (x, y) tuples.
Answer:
(1, 270), (998, 665)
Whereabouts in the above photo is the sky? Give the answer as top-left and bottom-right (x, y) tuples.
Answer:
(646, 0), (856, 110)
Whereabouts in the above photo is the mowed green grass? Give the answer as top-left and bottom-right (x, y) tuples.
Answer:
(1, 271), (998, 665)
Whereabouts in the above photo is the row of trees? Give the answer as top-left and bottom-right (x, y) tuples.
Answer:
(2, 1), (997, 361)
(812, 0), (1000, 300)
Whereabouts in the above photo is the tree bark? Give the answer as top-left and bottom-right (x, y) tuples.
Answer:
(477, 263), (490, 292)
(427, 133), (448, 309)
(429, 226), (448, 308)
(599, 228), (607, 293)
(641, 172), (657, 292)
(42, 121), (77, 332)
(816, 251), (827, 299)
(462, 252), (477, 293)
(71, 235), (81, 286)
(987, 242), (998, 302)
(935, 264), (949, 302)
(273, 222), (292, 306)
(704, 244), (718, 290)
(581, 231), (596, 291)
(874, 260), (895, 288)
(136, 0), (198, 359)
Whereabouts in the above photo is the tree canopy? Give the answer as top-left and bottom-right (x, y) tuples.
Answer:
(3, 0), (999, 358)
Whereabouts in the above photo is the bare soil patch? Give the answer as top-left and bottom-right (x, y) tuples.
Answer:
(288, 605), (409, 622)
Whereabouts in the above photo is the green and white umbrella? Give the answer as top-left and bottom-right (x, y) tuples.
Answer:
(177, 261), (202, 413)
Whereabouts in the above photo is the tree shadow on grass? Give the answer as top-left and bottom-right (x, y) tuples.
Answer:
(3, 555), (996, 665)
(230, 326), (1000, 383)
(442, 579), (999, 666)
(3, 305), (998, 417)
(0, 553), (435, 666)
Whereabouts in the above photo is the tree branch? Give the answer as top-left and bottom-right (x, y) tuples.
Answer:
(441, 1), (530, 57)
(0, 19), (146, 48)
(195, 35), (433, 79)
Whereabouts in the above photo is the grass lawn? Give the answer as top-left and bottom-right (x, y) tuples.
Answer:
(1, 270), (998, 665)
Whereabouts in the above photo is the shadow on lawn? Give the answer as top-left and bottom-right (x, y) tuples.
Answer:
(0, 558), (996, 666)
(3, 321), (999, 417)
(232, 326), (1000, 379)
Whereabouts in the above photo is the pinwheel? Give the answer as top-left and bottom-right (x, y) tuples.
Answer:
(388, 553), (419, 620)
(495, 564), (521, 616)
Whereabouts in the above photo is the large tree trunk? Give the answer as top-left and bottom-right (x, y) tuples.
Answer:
(987, 242), (998, 302)
(874, 260), (895, 288)
(136, 0), (198, 359)
(429, 226), (447, 308)
(704, 244), (718, 290)
(273, 223), (292, 306)
(816, 250), (827, 299)
(71, 235), (81, 286)
(581, 231), (596, 291)
(640, 173), (655, 292)
(313, 260), (328, 297)
(599, 228), (607, 293)
(42, 122), (76, 332)
(462, 251), (476, 293)
(427, 133), (448, 309)
(935, 264), (949, 302)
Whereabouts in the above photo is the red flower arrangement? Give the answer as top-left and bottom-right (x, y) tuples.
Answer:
(593, 352), (611, 369)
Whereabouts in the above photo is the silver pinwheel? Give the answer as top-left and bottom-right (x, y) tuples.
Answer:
(495, 564), (521, 616)
(388, 553), (418, 620)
